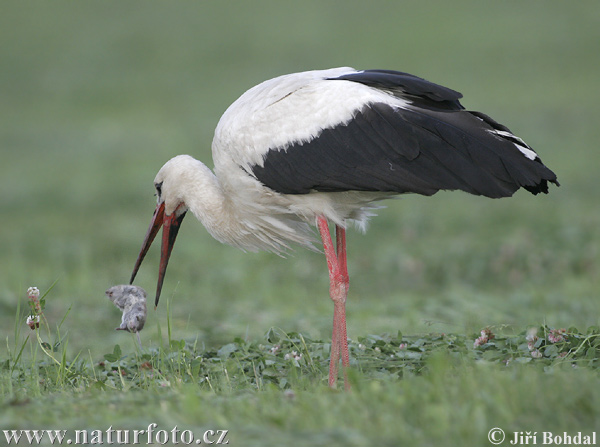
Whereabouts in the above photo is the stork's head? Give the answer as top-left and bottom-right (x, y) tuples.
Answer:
(130, 156), (192, 307)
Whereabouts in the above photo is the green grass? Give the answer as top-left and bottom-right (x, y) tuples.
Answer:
(1, 1), (600, 446)
(3, 314), (600, 446)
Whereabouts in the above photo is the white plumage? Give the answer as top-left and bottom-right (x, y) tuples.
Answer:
(214, 67), (405, 168)
(152, 154), (326, 253)
(211, 67), (406, 250)
(129, 67), (558, 389)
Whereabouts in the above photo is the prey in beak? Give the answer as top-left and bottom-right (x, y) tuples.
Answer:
(130, 201), (186, 308)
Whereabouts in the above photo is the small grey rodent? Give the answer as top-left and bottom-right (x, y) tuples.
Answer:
(105, 285), (147, 333)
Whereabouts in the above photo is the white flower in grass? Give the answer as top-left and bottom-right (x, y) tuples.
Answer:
(27, 287), (40, 298)
(526, 327), (538, 343)
(284, 351), (302, 361)
(26, 315), (40, 330)
(27, 286), (43, 316)
(473, 328), (495, 348)
(269, 345), (280, 355)
(530, 350), (542, 359)
(526, 327), (540, 351)
(548, 328), (566, 344)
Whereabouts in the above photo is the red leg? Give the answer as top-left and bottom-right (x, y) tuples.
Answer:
(317, 217), (351, 390)
(335, 225), (350, 387)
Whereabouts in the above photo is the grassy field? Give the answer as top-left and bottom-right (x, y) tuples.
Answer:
(1, 2), (599, 446)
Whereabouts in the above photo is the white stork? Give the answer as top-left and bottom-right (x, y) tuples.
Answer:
(129, 67), (559, 389)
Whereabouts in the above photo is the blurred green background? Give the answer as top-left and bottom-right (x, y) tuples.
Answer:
(1, 1), (599, 360)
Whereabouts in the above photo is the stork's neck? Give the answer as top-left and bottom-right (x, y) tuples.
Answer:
(179, 160), (233, 244)
(162, 154), (313, 254)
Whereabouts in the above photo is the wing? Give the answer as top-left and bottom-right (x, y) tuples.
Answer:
(250, 69), (559, 198)
(330, 69), (464, 110)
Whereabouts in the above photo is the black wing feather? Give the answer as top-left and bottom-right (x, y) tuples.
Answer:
(251, 70), (559, 198)
(330, 70), (464, 110)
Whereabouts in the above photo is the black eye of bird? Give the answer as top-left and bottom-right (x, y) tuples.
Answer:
(155, 182), (163, 198)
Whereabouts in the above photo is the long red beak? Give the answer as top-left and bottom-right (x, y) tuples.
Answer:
(130, 202), (186, 307)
